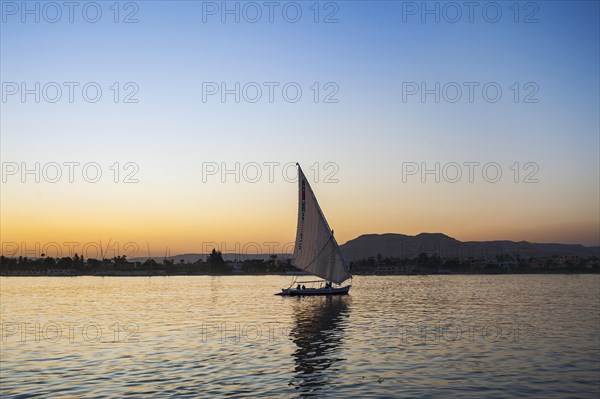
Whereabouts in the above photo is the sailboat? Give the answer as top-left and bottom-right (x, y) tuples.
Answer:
(277, 164), (352, 296)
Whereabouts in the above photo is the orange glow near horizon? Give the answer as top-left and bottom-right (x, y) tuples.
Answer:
(2, 173), (598, 258)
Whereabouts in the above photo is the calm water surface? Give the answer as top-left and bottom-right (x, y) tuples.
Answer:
(1, 275), (599, 398)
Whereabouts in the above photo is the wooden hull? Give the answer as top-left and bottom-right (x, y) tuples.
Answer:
(276, 285), (351, 296)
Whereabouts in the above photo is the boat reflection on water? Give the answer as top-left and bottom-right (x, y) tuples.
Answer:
(289, 296), (351, 397)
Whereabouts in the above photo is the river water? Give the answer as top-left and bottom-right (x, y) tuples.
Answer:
(1, 275), (599, 398)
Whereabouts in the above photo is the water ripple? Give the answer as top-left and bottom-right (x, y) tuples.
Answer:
(1, 275), (599, 398)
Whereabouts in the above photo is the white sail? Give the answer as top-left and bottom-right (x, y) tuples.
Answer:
(292, 165), (351, 284)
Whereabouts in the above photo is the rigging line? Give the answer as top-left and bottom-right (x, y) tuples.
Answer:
(297, 166), (350, 273)
(293, 164), (350, 280)
(295, 234), (350, 276)
(296, 233), (336, 272)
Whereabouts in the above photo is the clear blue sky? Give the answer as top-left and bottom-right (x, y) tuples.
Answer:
(1, 1), (599, 253)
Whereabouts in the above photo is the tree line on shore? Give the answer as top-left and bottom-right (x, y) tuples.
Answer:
(0, 249), (295, 275)
(1, 250), (598, 275)
(353, 253), (599, 274)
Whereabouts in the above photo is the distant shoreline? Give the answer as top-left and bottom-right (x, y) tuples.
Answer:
(2, 271), (598, 277)
(3, 248), (598, 277)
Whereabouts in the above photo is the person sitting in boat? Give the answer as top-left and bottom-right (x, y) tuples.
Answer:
(325, 281), (331, 289)
(302, 285), (306, 290)
(297, 284), (301, 290)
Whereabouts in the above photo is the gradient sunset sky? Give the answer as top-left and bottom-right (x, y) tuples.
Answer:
(1, 1), (599, 258)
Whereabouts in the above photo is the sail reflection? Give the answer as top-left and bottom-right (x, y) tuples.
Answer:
(289, 296), (351, 397)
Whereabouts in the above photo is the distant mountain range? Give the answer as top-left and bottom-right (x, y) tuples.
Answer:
(340, 233), (600, 260)
(131, 233), (599, 263)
